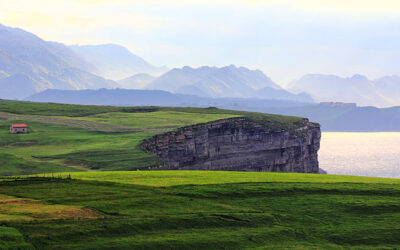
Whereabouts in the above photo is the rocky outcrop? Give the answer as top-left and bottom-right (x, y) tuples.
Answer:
(141, 117), (321, 173)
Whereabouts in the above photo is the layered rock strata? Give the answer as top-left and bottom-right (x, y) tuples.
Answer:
(141, 117), (321, 173)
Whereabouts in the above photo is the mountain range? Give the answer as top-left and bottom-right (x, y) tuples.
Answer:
(0, 24), (311, 103)
(289, 74), (400, 107)
(117, 66), (314, 103)
(145, 65), (313, 102)
(0, 24), (170, 100)
(0, 24), (118, 100)
(4, 23), (400, 108)
(101, 65), (314, 103)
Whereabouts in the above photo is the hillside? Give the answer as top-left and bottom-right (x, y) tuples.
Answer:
(0, 101), (399, 249)
(1, 172), (399, 249)
(0, 101), (305, 176)
(0, 24), (118, 100)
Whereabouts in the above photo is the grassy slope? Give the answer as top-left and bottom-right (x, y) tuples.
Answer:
(0, 226), (34, 249)
(1, 102), (399, 248)
(50, 170), (400, 186)
(0, 172), (399, 249)
(0, 102), (304, 175)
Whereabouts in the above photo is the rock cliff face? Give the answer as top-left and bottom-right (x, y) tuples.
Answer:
(141, 117), (321, 173)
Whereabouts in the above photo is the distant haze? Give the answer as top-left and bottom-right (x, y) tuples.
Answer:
(4, 23), (400, 107)
(2, 0), (400, 83)
(0, 23), (313, 103)
(27, 89), (400, 132)
(289, 74), (400, 107)
(70, 44), (168, 79)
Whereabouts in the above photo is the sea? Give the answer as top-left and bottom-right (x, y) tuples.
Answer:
(319, 132), (400, 178)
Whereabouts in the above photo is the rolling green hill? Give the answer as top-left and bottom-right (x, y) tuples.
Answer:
(0, 102), (399, 248)
(0, 101), (305, 176)
(0, 172), (399, 249)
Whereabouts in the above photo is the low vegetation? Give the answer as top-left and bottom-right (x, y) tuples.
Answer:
(0, 172), (399, 249)
(0, 101), (304, 175)
(0, 101), (127, 117)
(0, 226), (33, 249)
(2, 101), (397, 248)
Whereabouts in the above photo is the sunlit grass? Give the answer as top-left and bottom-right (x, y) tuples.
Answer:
(0, 226), (34, 249)
(51, 170), (400, 187)
(0, 109), (240, 175)
(0, 173), (399, 249)
(0, 194), (102, 222)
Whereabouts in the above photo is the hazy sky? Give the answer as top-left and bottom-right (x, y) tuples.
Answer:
(1, 0), (400, 84)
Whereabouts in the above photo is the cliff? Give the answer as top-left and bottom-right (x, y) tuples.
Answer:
(141, 117), (321, 173)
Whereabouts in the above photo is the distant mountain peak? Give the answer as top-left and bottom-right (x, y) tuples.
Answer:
(350, 74), (368, 81)
(118, 73), (155, 89)
(70, 43), (168, 79)
(226, 64), (237, 69)
(0, 24), (119, 100)
(147, 65), (311, 102)
(290, 73), (400, 107)
(375, 75), (400, 82)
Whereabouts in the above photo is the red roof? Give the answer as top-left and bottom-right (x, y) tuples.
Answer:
(11, 124), (27, 128)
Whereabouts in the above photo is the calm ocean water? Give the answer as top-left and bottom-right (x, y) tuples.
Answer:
(319, 132), (400, 178)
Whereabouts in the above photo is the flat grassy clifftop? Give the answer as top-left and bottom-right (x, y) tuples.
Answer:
(0, 171), (399, 249)
(0, 101), (306, 176)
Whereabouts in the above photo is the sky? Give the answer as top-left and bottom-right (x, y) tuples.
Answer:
(1, 0), (400, 84)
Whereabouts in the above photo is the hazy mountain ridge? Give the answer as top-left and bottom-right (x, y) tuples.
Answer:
(149, 65), (279, 94)
(26, 88), (310, 108)
(252, 103), (400, 132)
(147, 65), (312, 102)
(0, 24), (311, 103)
(5, 23), (400, 108)
(118, 73), (156, 89)
(70, 44), (168, 80)
(0, 24), (119, 100)
(0, 25), (93, 73)
(373, 76), (400, 105)
(289, 74), (400, 107)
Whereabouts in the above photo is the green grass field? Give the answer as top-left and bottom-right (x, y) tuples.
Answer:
(0, 171), (399, 249)
(1, 101), (399, 249)
(0, 226), (34, 249)
(0, 101), (304, 175)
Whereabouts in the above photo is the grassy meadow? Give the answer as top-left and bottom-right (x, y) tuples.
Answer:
(0, 103), (246, 175)
(0, 101), (399, 249)
(0, 172), (399, 249)
(0, 101), (306, 175)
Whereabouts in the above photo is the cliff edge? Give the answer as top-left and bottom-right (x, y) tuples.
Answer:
(141, 116), (321, 173)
